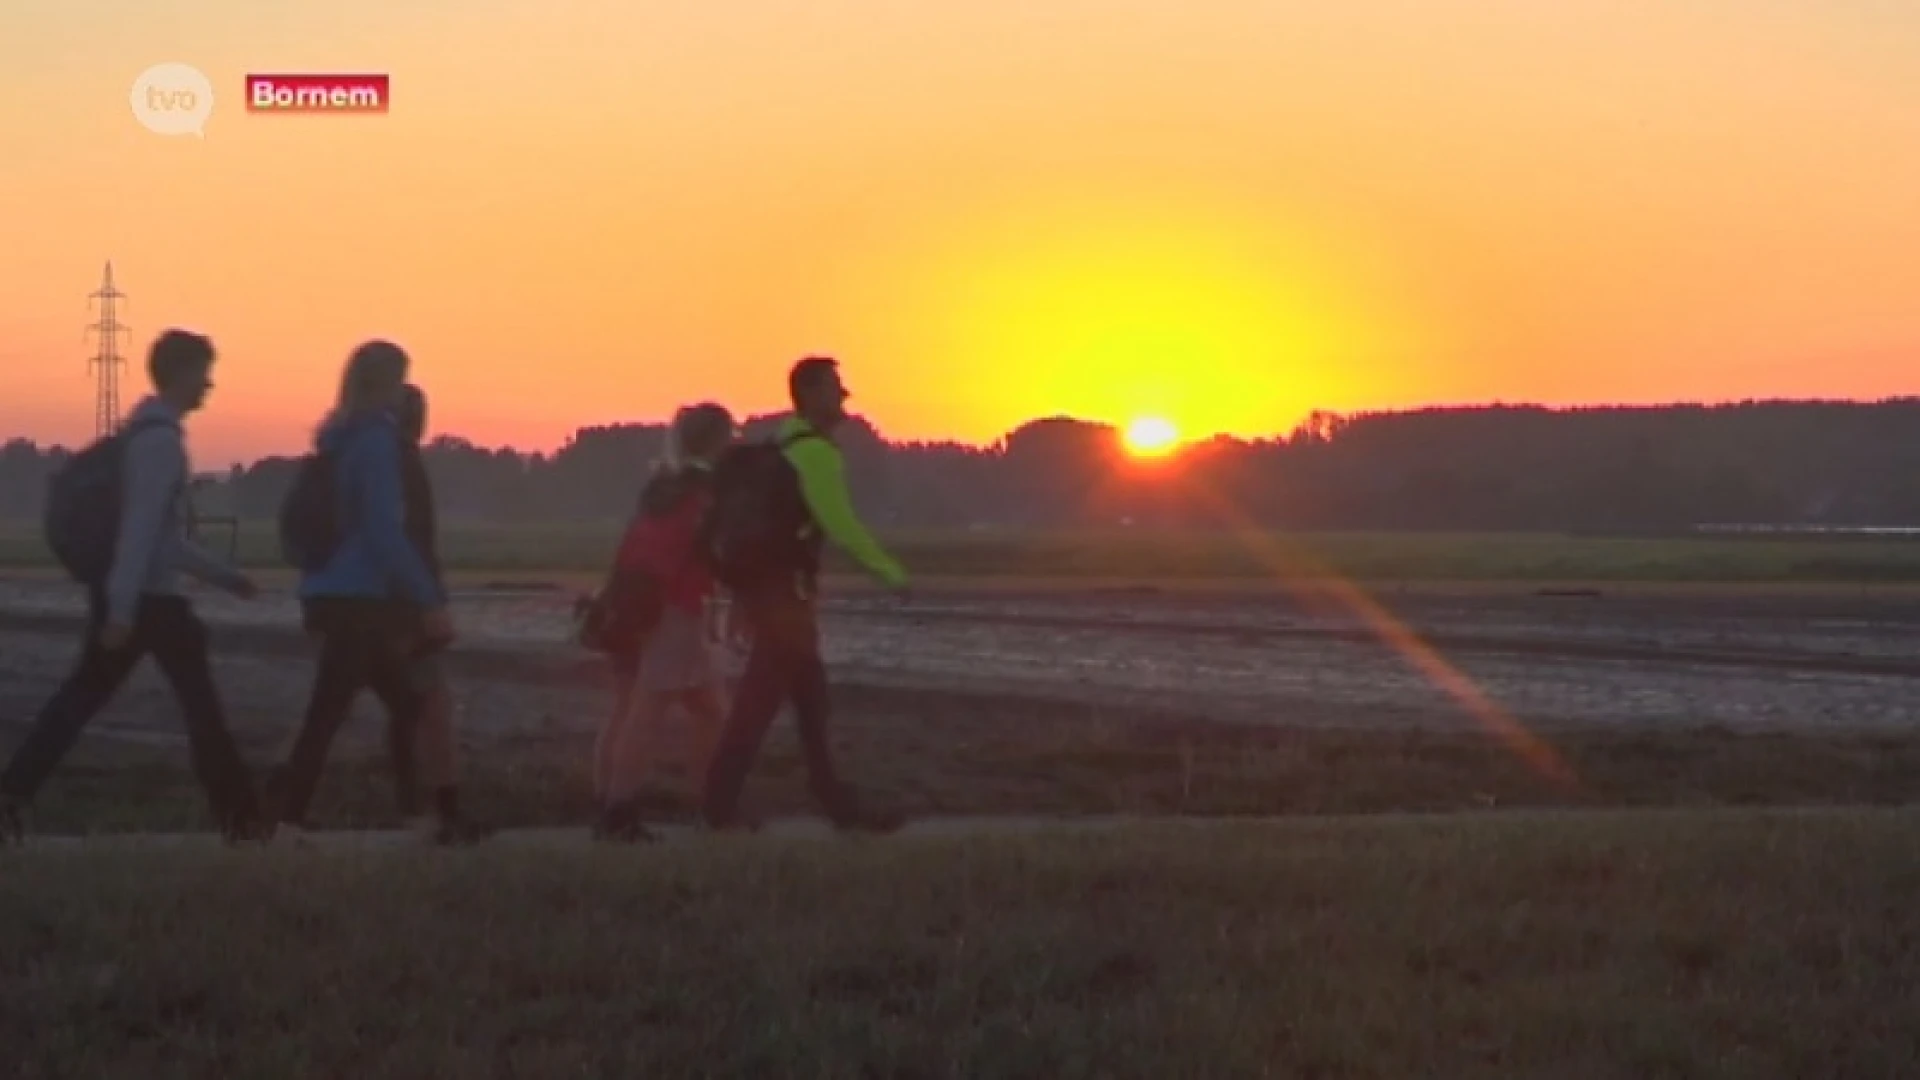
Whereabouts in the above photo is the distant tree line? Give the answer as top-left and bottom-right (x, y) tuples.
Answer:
(4, 400), (1920, 532)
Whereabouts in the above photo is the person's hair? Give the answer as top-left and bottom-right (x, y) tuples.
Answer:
(395, 383), (428, 444)
(322, 340), (411, 430)
(664, 402), (735, 469)
(788, 355), (839, 409)
(147, 330), (213, 390)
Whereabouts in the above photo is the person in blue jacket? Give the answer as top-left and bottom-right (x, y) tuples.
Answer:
(263, 339), (453, 842)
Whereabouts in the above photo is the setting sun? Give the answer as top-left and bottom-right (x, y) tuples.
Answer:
(1124, 416), (1180, 457)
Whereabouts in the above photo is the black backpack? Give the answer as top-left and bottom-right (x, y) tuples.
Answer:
(278, 449), (345, 572)
(42, 414), (181, 586)
(699, 430), (819, 591)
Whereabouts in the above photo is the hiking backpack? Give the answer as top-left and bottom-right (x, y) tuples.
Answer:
(278, 449), (345, 572)
(698, 430), (819, 591)
(576, 470), (707, 658)
(42, 415), (181, 586)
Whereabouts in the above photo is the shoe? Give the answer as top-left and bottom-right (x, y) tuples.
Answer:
(221, 816), (274, 847)
(426, 815), (491, 847)
(592, 803), (656, 844)
(700, 804), (765, 834)
(828, 801), (904, 835)
(257, 772), (290, 832)
(270, 822), (316, 848)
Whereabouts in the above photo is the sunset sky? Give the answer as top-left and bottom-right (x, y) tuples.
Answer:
(3, 0), (1917, 467)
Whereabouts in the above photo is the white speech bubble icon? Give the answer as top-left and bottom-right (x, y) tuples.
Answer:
(130, 62), (215, 137)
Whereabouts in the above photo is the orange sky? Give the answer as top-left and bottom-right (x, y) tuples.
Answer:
(3, 0), (1917, 467)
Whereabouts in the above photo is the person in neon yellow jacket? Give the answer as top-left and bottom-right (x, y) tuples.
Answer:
(702, 355), (907, 833)
(777, 411), (909, 595)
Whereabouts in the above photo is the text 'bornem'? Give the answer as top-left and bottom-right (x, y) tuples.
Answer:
(246, 74), (390, 113)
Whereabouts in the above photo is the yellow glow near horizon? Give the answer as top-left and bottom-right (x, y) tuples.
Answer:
(907, 200), (1411, 446)
(1124, 416), (1180, 456)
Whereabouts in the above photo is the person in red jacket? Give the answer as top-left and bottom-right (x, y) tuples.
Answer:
(592, 402), (737, 841)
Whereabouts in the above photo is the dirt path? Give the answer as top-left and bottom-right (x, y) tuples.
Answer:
(13, 803), (1888, 855)
(3, 577), (1919, 746)
(11, 815), (1164, 850)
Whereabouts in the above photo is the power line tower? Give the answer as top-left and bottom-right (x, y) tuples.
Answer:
(84, 261), (130, 439)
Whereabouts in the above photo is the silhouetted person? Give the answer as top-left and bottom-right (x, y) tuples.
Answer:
(264, 341), (452, 842)
(1, 330), (263, 844)
(388, 383), (487, 843)
(701, 355), (909, 832)
(594, 402), (738, 842)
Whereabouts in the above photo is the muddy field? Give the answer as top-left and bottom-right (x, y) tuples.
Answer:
(2, 575), (1917, 755)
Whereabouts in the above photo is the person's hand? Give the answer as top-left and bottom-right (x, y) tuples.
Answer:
(420, 607), (455, 645)
(98, 621), (133, 651)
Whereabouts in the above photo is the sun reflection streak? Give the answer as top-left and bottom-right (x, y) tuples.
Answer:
(1179, 474), (1581, 792)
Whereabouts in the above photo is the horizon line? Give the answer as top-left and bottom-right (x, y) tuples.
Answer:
(10, 392), (1920, 466)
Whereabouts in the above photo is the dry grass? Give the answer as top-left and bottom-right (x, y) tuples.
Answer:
(4, 808), (1919, 1077)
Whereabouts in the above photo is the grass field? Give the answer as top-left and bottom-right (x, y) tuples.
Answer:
(3, 520), (1920, 583)
(20, 722), (1920, 835)
(5, 808), (1918, 1077)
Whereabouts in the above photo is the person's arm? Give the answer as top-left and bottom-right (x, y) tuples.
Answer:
(351, 428), (447, 608)
(168, 528), (249, 594)
(165, 475), (248, 593)
(103, 424), (180, 625)
(785, 436), (907, 587)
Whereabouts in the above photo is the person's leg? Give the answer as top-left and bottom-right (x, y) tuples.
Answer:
(375, 604), (424, 820)
(365, 645), (448, 827)
(681, 682), (730, 805)
(410, 663), (456, 793)
(267, 604), (374, 830)
(700, 604), (797, 829)
(784, 605), (900, 834)
(597, 688), (669, 841)
(605, 690), (666, 805)
(359, 627), (443, 831)
(385, 688), (420, 821)
(782, 611), (849, 819)
(593, 652), (640, 808)
(409, 658), (465, 820)
(409, 676), (486, 843)
(143, 597), (263, 840)
(370, 646), (482, 844)
(1, 590), (146, 821)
